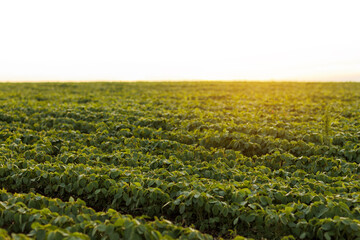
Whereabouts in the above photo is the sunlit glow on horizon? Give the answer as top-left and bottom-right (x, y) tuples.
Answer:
(1, 0), (360, 81)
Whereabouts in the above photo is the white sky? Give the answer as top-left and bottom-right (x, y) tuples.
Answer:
(0, 0), (360, 81)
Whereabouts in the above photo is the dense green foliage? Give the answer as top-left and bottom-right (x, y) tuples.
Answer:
(0, 82), (359, 239)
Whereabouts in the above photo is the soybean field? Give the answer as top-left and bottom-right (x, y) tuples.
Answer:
(0, 82), (360, 240)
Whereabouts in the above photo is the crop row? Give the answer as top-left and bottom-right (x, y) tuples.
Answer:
(0, 189), (215, 240)
(2, 155), (360, 239)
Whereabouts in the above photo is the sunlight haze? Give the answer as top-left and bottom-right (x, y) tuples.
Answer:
(1, 0), (359, 81)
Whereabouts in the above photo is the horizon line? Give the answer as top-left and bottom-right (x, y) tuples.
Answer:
(0, 79), (360, 83)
